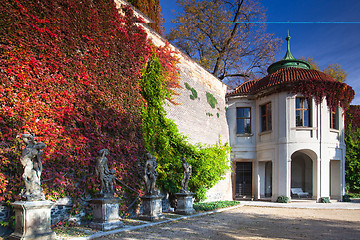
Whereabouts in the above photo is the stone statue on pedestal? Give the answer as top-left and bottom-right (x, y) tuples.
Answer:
(11, 134), (55, 240)
(180, 157), (192, 193)
(175, 157), (195, 215)
(20, 134), (45, 201)
(139, 153), (163, 221)
(90, 149), (123, 230)
(144, 153), (159, 196)
(95, 149), (115, 196)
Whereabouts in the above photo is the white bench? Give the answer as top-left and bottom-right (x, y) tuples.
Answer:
(291, 188), (309, 198)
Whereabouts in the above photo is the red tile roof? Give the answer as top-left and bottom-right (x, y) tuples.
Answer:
(227, 67), (335, 97)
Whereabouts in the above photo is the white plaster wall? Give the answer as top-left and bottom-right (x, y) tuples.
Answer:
(227, 91), (346, 201)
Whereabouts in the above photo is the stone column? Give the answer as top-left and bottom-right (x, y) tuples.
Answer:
(9, 201), (55, 240)
(139, 195), (164, 221)
(90, 196), (123, 231)
(175, 192), (195, 215)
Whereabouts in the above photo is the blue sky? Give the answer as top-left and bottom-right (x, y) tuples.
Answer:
(160, 0), (360, 105)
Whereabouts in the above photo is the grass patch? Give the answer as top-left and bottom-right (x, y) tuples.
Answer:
(193, 201), (241, 212)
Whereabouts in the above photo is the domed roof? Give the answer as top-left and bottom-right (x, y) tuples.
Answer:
(227, 67), (335, 96)
(227, 33), (335, 97)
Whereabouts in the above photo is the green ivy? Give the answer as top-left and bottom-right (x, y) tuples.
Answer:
(141, 55), (230, 202)
(206, 92), (218, 108)
(184, 82), (198, 100)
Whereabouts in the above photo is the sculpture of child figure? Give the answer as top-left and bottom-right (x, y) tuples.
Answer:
(20, 134), (46, 201)
(95, 149), (115, 197)
(180, 157), (192, 193)
(144, 153), (160, 196)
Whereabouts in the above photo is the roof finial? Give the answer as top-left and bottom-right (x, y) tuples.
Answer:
(283, 30), (295, 60)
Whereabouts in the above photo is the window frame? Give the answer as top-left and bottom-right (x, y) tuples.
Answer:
(296, 97), (312, 127)
(236, 107), (251, 134)
(330, 108), (339, 130)
(260, 102), (272, 132)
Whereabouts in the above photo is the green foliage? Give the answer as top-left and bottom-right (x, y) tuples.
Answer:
(319, 197), (330, 203)
(141, 55), (231, 202)
(217, 113), (220, 118)
(184, 82), (198, 100)
(345, 124), (360, 193)
(193, 200), (241, 211)
(277, 196), (290, 203)
(348, 192), (360, 198)
(206, 92), (218, 109)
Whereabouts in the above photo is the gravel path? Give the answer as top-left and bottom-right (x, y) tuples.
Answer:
(95, 206), (360, 240)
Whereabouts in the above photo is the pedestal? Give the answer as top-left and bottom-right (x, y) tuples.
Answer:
(90, 197), (123, 231)
(9, 200), (56, 240)
(175, 192), (195, 215)
(139, 195), (164, 221)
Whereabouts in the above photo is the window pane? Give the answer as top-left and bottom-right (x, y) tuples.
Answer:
(268, 113), (272, 130)
(237, 118), (244, 134)
(267, 103), (271, 115)
(304, 110), (309, 127)
(236, 108), (243, 118)
(296, 98), (302, 109)
(303, 99), (309, 109)
(261, 105), (266, 116)
(244, 108), (250, 118)
(261, 115), (266, 132)
(296, 110), (302, 126)
(244, 119), (251, 133)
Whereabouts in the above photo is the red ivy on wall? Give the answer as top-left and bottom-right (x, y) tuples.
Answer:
(0, 0), (181, 203)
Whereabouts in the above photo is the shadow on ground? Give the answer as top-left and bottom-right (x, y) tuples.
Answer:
(96, 207), (360, 240)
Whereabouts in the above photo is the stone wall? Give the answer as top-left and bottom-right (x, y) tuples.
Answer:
(140, 23), (232, 201)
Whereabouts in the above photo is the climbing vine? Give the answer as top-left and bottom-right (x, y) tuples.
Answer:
(0, 0), (152, 203)
(141, 54), (230, 203)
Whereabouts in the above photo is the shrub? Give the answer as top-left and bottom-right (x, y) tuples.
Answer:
(193, 201), (241, 211)
(342, 195), (351, 202)
(319, 197), (331, 203)
(277, 196), (290, 203)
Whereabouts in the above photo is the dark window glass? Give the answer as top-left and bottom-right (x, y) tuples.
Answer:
(260, 103), (272, 132)
(330, 109), (339, 130)
(236, 107), (251, 134)
(296, 98), (311, 127)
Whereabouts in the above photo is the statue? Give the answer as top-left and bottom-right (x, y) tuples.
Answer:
(95, 149), (115, 196)
(180, 157), (192, 193)
(144, 153), (159, 196)
(20, 134), (45, 201)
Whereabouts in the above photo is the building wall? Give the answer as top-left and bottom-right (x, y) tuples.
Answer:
(227, 91), (345, 201)
(116, 0), (232, 201)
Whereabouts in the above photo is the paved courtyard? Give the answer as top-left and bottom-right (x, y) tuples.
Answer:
(92, 201), (360, 240)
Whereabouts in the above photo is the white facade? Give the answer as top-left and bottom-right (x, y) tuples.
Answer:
(226, 91), (346, 202)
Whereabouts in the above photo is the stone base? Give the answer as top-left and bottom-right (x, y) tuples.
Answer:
(139, 195), (164, 221)
(9, 200), (56, 240)
(90, 197), (123, 231)
(175, 192), (195, 215)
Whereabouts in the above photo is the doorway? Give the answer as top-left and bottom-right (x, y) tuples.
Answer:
(235, 162), (252, 197)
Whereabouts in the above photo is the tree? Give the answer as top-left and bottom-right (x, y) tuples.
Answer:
(345, 107), (360, 193)
(167, 0), (281, 87)
(300, 57), (347, 82)
(127, 0), (165, 34)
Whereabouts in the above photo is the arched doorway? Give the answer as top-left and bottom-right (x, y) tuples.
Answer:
(291, 151), (314, 197)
